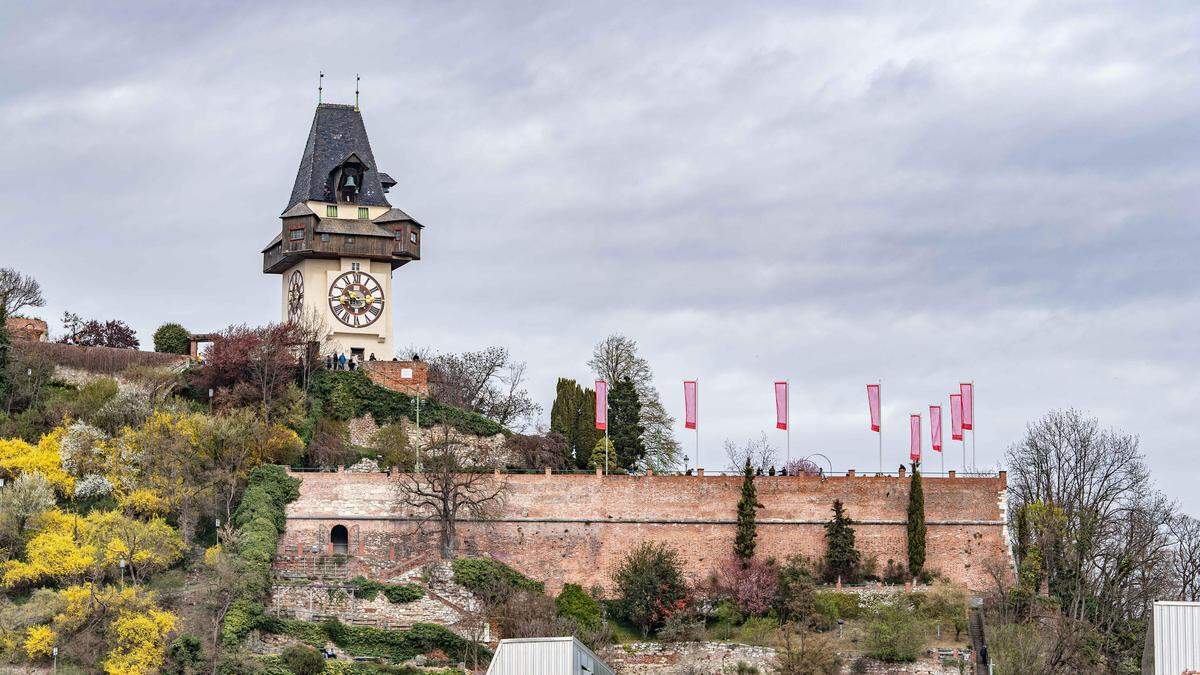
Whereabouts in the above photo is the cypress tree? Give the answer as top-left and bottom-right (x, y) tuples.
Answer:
(1014, 503), (1029, 566)
(0, 307), (9, 407)
(550, 378), (582, 466)
(823, 499), (861, 583)
(906, 461), (927, 578)
(607, 378), (645, 470)
(734, 457), (763, 562)
(549, 378), (602, 469)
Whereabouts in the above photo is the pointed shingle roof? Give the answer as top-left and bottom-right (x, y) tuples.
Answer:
(287, 104), (391, 209)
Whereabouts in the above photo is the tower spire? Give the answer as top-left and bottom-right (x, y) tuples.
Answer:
(354, 74), (360, 111)
(318, 71), (324, 104)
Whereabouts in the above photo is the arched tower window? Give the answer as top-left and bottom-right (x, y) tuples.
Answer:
(331, 525), (349, 555)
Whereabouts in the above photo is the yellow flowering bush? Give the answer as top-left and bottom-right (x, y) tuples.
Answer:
(2, 512), (96, 587)
(2, 509), (183, 588)
(116, 489), (169, 518)
(0, 430), (74, 494)
(23, 624), (55, 659)
(103, 608), (176, 675)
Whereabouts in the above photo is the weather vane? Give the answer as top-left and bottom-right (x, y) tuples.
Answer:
(318, 71), (324, 104)
(355, 74), (361, 111)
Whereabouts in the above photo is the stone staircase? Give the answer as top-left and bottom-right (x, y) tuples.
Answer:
(968, 601), (987, 674)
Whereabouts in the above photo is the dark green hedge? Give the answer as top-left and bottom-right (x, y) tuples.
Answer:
(264, 617), (490, 664)
(349, 576), (425, 604)
(451, 556), (543, 604)
(221, 465), (302, 646)
(310, 369), (508, 437)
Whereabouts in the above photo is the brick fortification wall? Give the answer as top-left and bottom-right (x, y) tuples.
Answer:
(276, 471), (1013, 593)
(361, 360), (429, 396)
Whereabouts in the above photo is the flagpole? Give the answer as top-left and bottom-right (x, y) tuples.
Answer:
(970, 380), (977, 473)
(785, 379), (791, 466)
(877, 379), (883, 475)
(694, 379), (700, 474)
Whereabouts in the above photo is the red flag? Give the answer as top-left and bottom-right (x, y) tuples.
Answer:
(774, 381), (788, 430)
(683, 381), (697, 430)
(960, 382), (974, 431)
(595, 380), (607, 431)
(866, 384), (881, 432)
(910, 414), (921, 463)
(949, 393), (963, 441)
(930, 405), (943, 452)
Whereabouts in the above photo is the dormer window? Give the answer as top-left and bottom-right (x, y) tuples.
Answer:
(326, 205), (338, 218)
(330, 153), (369, 204)
(358, 207), (369, 219)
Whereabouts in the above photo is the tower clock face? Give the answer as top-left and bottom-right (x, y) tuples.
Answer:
(287, 271), (304, 322)
(328, 271), (385, 328)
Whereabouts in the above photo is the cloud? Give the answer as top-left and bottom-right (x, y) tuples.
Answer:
(2, 1), (1199, 512)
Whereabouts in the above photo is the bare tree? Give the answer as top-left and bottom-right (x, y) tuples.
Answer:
(1005, 409), (1177, 669)
(425, 346), (541, 430)
(505, 431), (568, 470)
(1169, 515), (1200, 601)
(290, 306), (332, 395)
(395, 430), (509, 558)
(588, 334), (681, 471)
(724, 432), (779, 473)
(0, 268), (45, 318)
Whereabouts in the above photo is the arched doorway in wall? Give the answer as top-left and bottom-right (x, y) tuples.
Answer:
(331, 525), (349, 554)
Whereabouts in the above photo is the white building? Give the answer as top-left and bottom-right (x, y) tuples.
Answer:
(485, 637), (614, 675)
(1153, 601), (1200, 675)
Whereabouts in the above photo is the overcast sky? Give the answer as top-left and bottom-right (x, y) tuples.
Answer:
(3, 2), (1198, 511)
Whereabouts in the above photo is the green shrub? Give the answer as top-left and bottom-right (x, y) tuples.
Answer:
(777, 555), (817, 625)
(280, 644), (324, 675)
(812, 591), (862, 622)
(310, 370), (508, 437)
(863, 605), (926, 662)
(555, 583), (601, 629)
(153, 322), (192, 355)
(612, 542), (688, 637)
(733, 616), (779, 647)
(349, 576), (425, 604)
(221, 599), (266, 646)
(267, 618), (490, 665)
(452, 556), (543, 604)
(163, 634), (204, 674)
(220, 465), (301, 645)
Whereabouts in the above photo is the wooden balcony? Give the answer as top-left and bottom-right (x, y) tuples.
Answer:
(264, 226), (420, 273)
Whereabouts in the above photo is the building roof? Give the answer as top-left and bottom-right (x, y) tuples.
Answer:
(287, 104), (391, 210)
(314, 219), (395, 238)
(281, 203), (315, 218)
(374, 207), (420, 226)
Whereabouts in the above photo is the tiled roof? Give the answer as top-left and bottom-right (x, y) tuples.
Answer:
(287, 104), (391, 209)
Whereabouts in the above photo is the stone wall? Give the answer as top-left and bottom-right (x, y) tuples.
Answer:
(275, 471), (1013, 594)
(269, 561), (490, 641)
(345, 414), (508, 462)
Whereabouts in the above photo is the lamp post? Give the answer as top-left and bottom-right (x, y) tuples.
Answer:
(52, 646), (58, 673)
(118, 558), (126, 586)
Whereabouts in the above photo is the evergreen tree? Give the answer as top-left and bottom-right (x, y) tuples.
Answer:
(0, 307), (9, 407)
(152, 322), (191, 354)
(734, 457), (763, 562)
(823, 499), (861, 583)
(549, 378), (601, 469)
(906, 461), (927, 578)
(608, 378), (645, 470)
(550, 378), (582, 466)
(589, 437), (616, 473)
(1014, 503), (1029, 566)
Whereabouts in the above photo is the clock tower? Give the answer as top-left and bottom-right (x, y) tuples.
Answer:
(263, 103), (423, 360)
